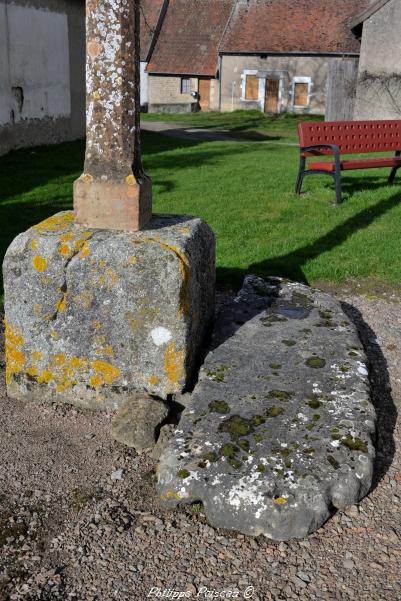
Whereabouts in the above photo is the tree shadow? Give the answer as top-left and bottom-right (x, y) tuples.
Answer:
(341, 302), (397, 491)
(218, 186), (401, 286)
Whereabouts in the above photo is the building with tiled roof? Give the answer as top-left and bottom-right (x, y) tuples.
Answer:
(147, 0), (235, 113)
(219, 0), (372, 115)
(139, 0), (168, 107)
(351, 0), (401, 120)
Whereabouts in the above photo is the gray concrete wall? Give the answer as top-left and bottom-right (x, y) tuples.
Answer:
(354, 0), (401, 120)
(0, 0), (85, 156)
(220, 54), (344, 115)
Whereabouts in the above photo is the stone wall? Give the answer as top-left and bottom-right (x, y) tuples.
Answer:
(0, 0), (85, 156)
(148, 74), (219, 112)
(220, 54), (357, 115)
(354, 0), (401, 120)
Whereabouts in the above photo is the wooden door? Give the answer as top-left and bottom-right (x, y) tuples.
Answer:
(199, 78), (211, 111)
(264, 79), (280, 113)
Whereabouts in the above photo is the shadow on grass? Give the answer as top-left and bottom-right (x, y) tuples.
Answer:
(218, 185), (401, 285)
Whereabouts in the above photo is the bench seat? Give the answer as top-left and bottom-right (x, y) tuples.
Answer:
(296, 119), (401, 204)
(309, 156), (401, 172)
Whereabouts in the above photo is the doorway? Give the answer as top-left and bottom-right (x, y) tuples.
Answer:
(264, 79), (280, 113)
(198, 78), (211, 111)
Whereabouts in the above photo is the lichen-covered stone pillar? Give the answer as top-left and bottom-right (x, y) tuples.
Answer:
(73, 0), (152, 231)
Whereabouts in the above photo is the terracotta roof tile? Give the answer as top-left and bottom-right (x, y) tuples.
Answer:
(221, 0), (373, 55)
(140, 0), (166, 61)
(147, 0), (235, 76)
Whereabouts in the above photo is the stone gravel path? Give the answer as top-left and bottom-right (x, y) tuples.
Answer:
(0, 286), (400, 601)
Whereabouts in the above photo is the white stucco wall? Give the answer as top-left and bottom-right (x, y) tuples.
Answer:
(4, 4), (71, 122)
(0, 0), (85, 155)
(140, 61), (148, 105)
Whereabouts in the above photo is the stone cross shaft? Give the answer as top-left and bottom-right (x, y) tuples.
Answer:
(74, 0), (152, 231)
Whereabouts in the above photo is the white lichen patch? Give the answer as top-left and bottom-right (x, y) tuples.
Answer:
(150, 327), (172, 347)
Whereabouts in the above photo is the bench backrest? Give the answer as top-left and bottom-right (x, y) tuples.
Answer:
(298, 120), (401, 155)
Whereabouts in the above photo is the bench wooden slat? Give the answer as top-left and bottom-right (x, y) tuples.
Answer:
(309, 156), (401, 172)
(299, 120), (401, 155)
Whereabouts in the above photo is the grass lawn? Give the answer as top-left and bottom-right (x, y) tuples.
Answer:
(1, 113), (401, 306)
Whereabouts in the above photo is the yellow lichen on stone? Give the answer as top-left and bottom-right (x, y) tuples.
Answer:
(31, 239), (38, 250)
(53, 354), (66, 365)
(90, 320), (101, 330)
(90, 374), (104, 388)
(98, 268), (119, 290)
(130, 237), (190, 318)
(33, 255), (48, 273)
(80, 241), (90, 258)
(70, 356), (87, 369)
(127, 255), (137, 265)
(96, 345), (113, 357)
(160, 491), (183, 501)
(149, 375), (158, 386)
(26, 366), (38, 377)
(33, 212), (74, 233)
(50, 330), (59, 339)
(274, 497), (287, 505)
(58, 244), (71, 256)
(74, 290), (93, 309)
(37, 370), (54, 384)
(4, 322), (26, 385)
(55, 293), (67, 313)
(56, 380), (75, 392)
(60, 232), (73, 243)
(125, 174), (136, 186)
(31, 351), (43, 361)
(33, 304), (42, 317)
(81, 173), (93, 183)
(164, 342), (185, 385)
(91, 360), (121, 385)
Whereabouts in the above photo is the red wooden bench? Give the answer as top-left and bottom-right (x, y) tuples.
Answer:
(296, 120), (401, 204)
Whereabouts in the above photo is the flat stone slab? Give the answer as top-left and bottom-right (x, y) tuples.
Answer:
(157, 276), (376, 540)
(3, 211), (215, 408)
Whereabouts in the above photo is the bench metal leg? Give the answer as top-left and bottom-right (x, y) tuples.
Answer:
(334, 170), (342, 205)
(388, 167), (399, 184)
(295, 157), (305, 194)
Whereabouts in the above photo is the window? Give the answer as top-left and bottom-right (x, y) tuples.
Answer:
(292, 77), (311, 108)
(181, 78), (191, 94)
(245, 74), (259, 100)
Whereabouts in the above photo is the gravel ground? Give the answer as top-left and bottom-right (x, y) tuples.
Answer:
(0, 286), (400, 601)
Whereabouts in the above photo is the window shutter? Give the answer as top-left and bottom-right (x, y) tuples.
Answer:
(294, 82), (309, 107)
(245, 75), (259, 100)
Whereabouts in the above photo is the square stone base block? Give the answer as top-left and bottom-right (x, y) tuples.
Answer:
(3, 212), (215, 409)
(73, 176), (152, 231)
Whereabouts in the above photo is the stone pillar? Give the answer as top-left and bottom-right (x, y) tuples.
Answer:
(73, 0), (152, 231)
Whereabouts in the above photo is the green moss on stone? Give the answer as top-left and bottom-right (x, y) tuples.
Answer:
(282, 339), (296, 347)
(266, 406), (284, 417)
(228, 458), (242, 469)
(218, 415), (254, 439)
(327, 455), (340, 470)
(203, 451), (219, 463)
(305, 357), (326, 368)
(219, 443), (239, 458)
(342, 436), (368, 453)
(238, 439), (250, 451)
(251, 415), (266, 426)
(269, 363), (282, 370)
(208, 400), (230, 414)
(256, 464), (266, 472)
(268, 390), (293, 401)
(177, 469), (190, 479)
